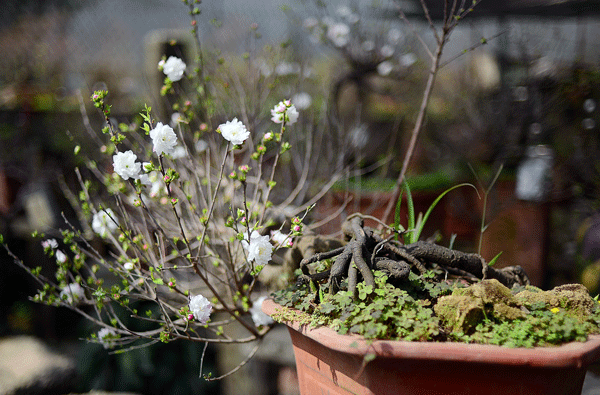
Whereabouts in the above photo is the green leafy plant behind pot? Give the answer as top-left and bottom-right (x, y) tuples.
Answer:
(394, 181), (478, 244)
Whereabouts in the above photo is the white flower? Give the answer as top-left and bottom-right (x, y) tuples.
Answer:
(250, 296), (274, 327)
(271, 101), (299, 125)
(336, 5), (352, 18)
(377, 61), (394, 76)
(275, 61), (300, 75)
(150, 122), (178, 156)
(97, 327), (118, 349)
(271, 102), (286, 123)
(123, 262), (135, 271)
(56, 250), (67, 263)
(327, 23), (350, 47)
(170, 112), (184, 126)
(243, 231), (273, 266)
(583, 118), (596, 130)
(361, 40), (375, 52)
(41, 239), (58, 249)
(286, 105), (299, 124)
(271, 230), (288, 245)
(303, 17), (318, 30)
(271, 230), (293, 247)
(60, 283), (84, 304)
(254, 58), (273, 77)
(218, 118), (250, 145)
(291, 92), (312, 110)
(195, 139), (208, 153)
(92, 209), (118, 237)
(172, 145), (187, 159)
(400, 53), (417, 67)
(387, 28), (403, 44)
(380, 44), (395, 58)
(113, 150), (141, 180)
(584, 98), (596, 113)
(161, 56), (186, 82)
(189, 294), (212, 325)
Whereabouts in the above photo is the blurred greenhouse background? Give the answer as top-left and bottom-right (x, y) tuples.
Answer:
(3, 0), (600, 394)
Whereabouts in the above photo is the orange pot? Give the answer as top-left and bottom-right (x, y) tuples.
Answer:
(262, 298), (600, 395)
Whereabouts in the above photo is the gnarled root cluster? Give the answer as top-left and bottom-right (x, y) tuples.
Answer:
(297, 216), (530, 297)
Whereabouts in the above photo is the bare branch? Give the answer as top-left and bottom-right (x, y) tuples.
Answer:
(393, 1), (435, 61)
(440, 31), (508, 69)
(420, 0), (441, 44)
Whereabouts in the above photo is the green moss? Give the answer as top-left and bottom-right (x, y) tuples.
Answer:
(437, 280), (600, 346)
(272, 274), (600, 348)
(435, 280), (526, 333)
(434, 295), (485, 333)
(515, 283), (596, 321)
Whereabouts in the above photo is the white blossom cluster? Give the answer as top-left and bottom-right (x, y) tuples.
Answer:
(270, 100), (299, 125)
(302, 8), (417, 77)
(250, 296), (274, 327)
(92, 209), (119, 237)
(86, 97), (301, 345)
(159, 56), (187, 82)
(59, 283), (85, 304)
(111, 122), (178, 186)
(189, 294), (212, 325)
(243, 231), (274, 266)
(218, 118), (250, 145)
(97, 327), (118, 349)
(149, 122), (178, 156)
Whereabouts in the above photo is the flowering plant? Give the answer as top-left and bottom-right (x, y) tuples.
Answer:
(1, 0), (343, 377)
(2, 79), (317, 376)
(2, 81), (310, 368)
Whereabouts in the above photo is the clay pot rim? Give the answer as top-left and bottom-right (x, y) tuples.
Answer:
(262, 298), (600, 368)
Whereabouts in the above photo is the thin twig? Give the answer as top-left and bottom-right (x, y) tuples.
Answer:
(393, 2), (434, 61)
(439, 30), (508, 69)
(204, 340), (262, 381)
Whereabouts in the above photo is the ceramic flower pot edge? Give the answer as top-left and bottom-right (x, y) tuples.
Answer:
(262, 298), (600, 368)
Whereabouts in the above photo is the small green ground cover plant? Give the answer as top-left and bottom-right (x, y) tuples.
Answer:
(271, 264), (600, 347)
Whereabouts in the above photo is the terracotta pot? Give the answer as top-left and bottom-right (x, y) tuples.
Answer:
(262, 298), (600, 395)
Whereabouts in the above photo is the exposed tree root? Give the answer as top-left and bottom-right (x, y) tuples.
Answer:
(298, 215), (530, 297)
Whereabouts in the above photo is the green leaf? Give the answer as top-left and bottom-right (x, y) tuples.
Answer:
(363, 353), (376, 364)
(413, 183), (478, 243)
(404, 181), (415, 244)
(319, 303), (336, 314)
(393, 187), (404, 240)
(488, 251), (503, 266)
(152, 278), (164, 285)
(448, 233), (457, 250)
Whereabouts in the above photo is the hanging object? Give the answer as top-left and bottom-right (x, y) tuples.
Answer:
(515, 145), (554, 202)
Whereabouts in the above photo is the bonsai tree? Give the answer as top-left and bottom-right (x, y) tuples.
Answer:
(271, 210), (600, 347)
